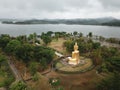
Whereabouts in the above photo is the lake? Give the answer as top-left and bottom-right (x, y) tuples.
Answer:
(0, 23), (120, 38)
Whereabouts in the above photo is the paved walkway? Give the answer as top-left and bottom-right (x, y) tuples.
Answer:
(7, 58), (22, 81)
(55, 51), (64, 57)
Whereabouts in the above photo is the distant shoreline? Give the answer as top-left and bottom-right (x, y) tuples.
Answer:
(1, 17), (120, 27)
(1, 22), (120, 27)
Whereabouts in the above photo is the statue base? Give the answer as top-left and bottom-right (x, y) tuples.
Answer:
(68, 57), (80, 65)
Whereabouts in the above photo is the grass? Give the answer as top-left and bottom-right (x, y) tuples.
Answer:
(0, 75), (5, 87)
(48, 38), (66, 53)
(0, 69), (15, 87)
(45, 69), (107, 90)
(0, 57), (15, 88)
(56, 62), (64, 69)
(26, 73), (51, 90)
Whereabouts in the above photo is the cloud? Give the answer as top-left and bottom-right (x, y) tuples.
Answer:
(100, 0), (120, 9)
(0, 0), (120, 19)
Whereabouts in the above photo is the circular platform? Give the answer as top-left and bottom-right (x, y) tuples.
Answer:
(55, 57), (94, 74)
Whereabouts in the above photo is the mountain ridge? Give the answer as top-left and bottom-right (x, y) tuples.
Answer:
(1, 17), (120, 26)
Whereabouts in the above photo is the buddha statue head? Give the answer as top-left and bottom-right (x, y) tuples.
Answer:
(74, 42), (78, 51)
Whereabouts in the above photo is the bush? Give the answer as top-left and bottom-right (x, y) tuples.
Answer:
(32, 74), (39, 81)
(10, 81), (27, 90)
(49, 78), (60, 87)
(2, 77), (14, 89)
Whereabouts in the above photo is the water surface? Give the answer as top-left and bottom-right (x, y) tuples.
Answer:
(0, 23), (120, 38)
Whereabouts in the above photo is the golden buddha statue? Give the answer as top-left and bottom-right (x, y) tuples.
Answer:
(68, 42), (80, 65)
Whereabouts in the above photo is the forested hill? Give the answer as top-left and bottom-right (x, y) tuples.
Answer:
(1, 17), (120, 26)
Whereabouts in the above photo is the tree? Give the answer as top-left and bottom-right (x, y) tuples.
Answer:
(33, 46), (54, 63)
(33, 46), (54, 71)
(5, 40), (21, 54)
(47, 31), (53, 37)
(79, 32), (83, 37)
(33, 32), (37, 43)
(15, 43), (34, 63)
(40, 32), (45, 39)
(3, 77), (14, 89)
(42, 36), (52, 45)
(92, 42), (101, 49)
(73, 31), (78, 40)
(101, 47), (119, 60)
(90, 49), (102, 65)
(16, 35), (27, 43)
(0, 35), (10, 49)
(55, 33), (59, 41)
(63, 40), (74, 52)
(78, 42), (87, 53)
(29, 62), (39, 75)
(97, 72), (120, 90)
(88, 32), (92, 38)
(105, 56), (120, 72)
(0, 55), (7, 68)
(73, 31), (78, 36)
(28, 33), (37, 44)
(40, 58), (47, 70)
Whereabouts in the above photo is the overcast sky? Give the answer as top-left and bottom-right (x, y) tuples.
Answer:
(0, 0), (120, 19)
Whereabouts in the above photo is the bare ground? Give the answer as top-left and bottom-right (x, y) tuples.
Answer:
(48, 38), (66, 53)
(45, 69), (106, 90)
